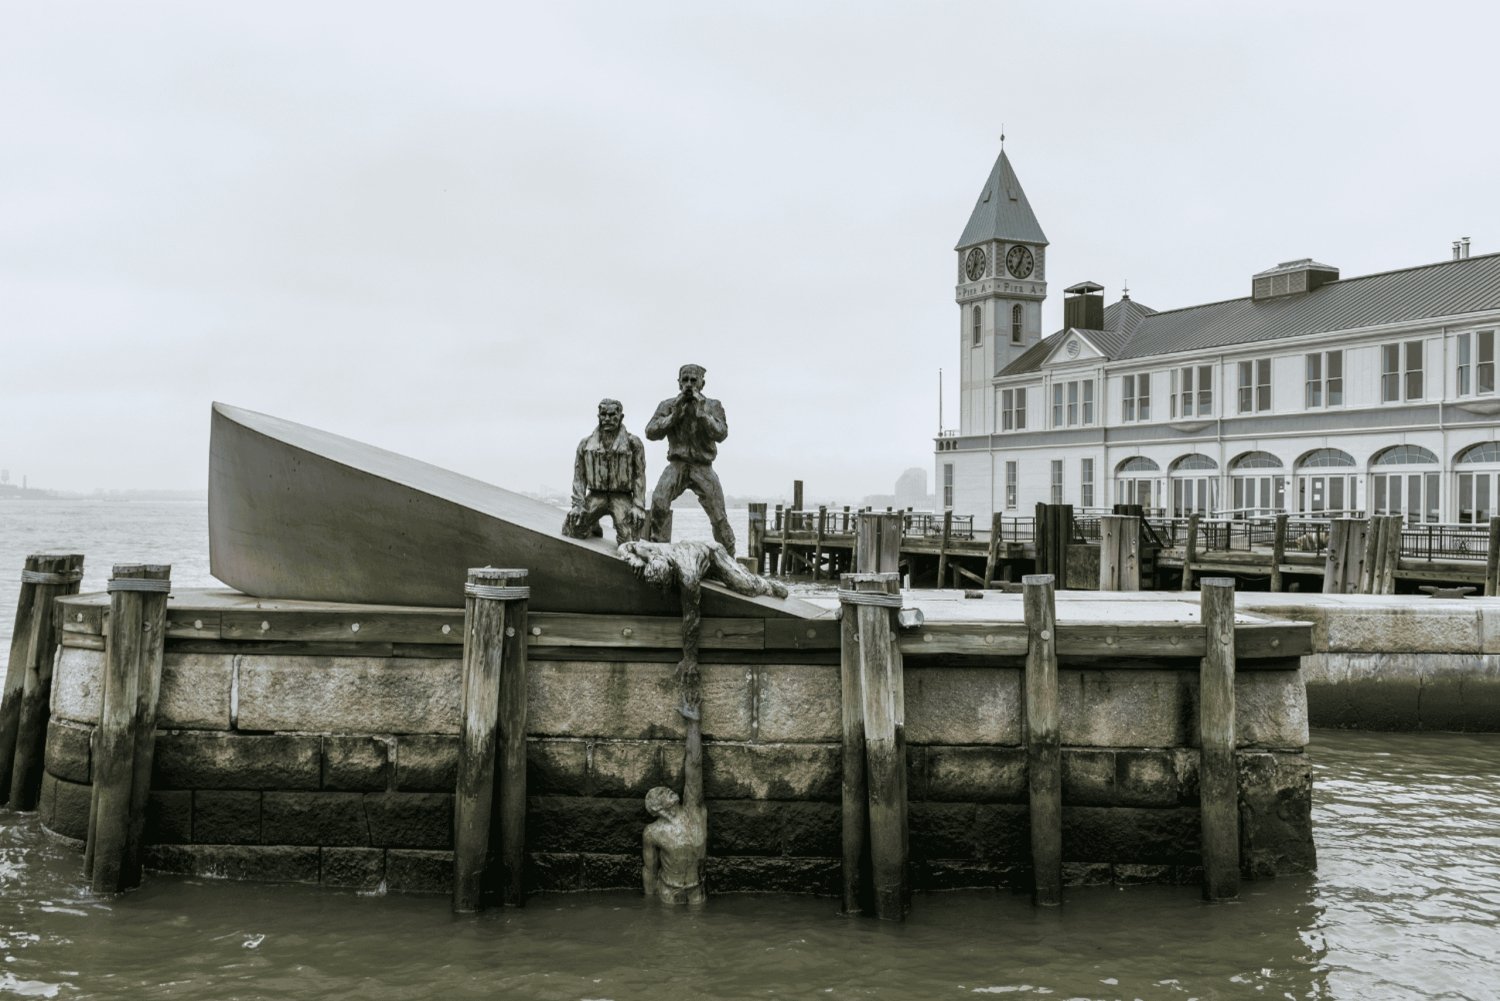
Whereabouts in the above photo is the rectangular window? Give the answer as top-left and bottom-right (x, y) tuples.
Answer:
(1050, 460), (1063, 504)
(1238, 359), (1270, 413)
(1174, 365), (1212, 417)
(1139, 373), (1151, 421)
(1001, 389), (1014, 431)
(1081, 458), (1095, 508)
(1405, 341), (1423, 400)
(1237, 361), (1252, 413)
(1122, 375), (1136, 423)
(971, 305), (981, 347)
(943, 463), (953, 509)
(1005, 461), (1017, 509)
(1458, 333), (1472, 396)
(1052, 384), (1063, 428)
(1305, 353), (1322, 408)
(1480, 330), (1495, 395)
(1082, 380), (1094, 425)
(1256, 358), (1270, 411)
(1382, 343), (1400, 402)
(1066, 381), (1078, 426)
(1305, 350), (1342, 408)
(1014, 387), (1026, 430)
(1197, 364), (1213, 415)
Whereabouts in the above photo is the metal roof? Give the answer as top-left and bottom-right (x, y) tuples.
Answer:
(998, 298), (1157, 376)
(955, 150), (1049, 250)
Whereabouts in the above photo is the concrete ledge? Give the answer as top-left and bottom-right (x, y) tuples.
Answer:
(1304, 653), (1500, 730)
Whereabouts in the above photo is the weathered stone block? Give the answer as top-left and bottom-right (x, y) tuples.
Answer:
(524, 852), (582, 892)
(906, 666), (1022, 745)
(385, 849), (452, 893)
(1060, 670), (1187, 747)
(45, 719), (91, 784)
(145, 844), (320, 884)
(322, 735), (391, 791)
(364, 792), (451, 849)
(910, 802), (978, 860)
(923, 746), (1026, 803)
(1233, 671), (1310, 748)
(526, 739), (589, 795)
(159, 652), (233, 729)
(921, 859), (1024, 891)
(707, 800), (838, 857)
(754, 664), (841, 742)
(527, 662), (753, 741)
(1325, 605), (1481, 654)
(527, 796), (649, 855)
(1115, 750), (1182, 807)
(193, 790), (261, 844)
(590, 740), (669, 797)
(1419, 655), (1500, 731)
(321, 847), (385, 890)
(972, 804), (1029, 861)
(153, 733), (320, 790)
(48, 774), (91, 840)
(1062, 749), (1116, 805)
(145, 790), (192, 844)
(1062, 862), (1113, 887)
(37, 771), (58, 830)
(1238, 751), (1315, 877)
(702, 743), (839, 801)
(50, 647), (102, 725)
(1063, 806), (1199, 864)
(235, 656), (460, 734)
(580, 851), (641, 890)
(262, 791), (369, 846)
(395, 734), (458, 791)
(706, 856), (840, 895)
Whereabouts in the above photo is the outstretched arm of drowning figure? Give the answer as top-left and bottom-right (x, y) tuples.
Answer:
(681, 708), (704, 815)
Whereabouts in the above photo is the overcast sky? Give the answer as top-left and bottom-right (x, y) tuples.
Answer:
(3, 1), (1497, 500)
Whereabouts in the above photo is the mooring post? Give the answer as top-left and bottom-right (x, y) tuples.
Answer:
(814, 506), (828, 581)
(2, 553), (84, 809)
(778, 502), (792, 575)
(1324, 518), (1360, 594)
(1180, 512), (1201, 591)
(1380, 515), (1402, 595)
(1270, 514), (1289, 593)
(1023, 574), (1062, 906)
(792, 479), (804, 513)
(1358, 516), (1383, 594)
(983, 512), (1004, 587)
(747, 503), (767, 574)
(453, 567), (529, 913)
(1199, 576), (1240, 901)
(837, 575), (868, 915)
(936, 510), (954, 587)
(855, 511), (902, 574)
(840, 572), (907, 919)
(1486, 517), (1500, 597)
(1099, 515), (1141, 592)
(86, 563), (170, 894)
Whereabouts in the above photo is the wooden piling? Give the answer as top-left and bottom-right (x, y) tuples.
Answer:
(1379, 515), (1402, 595)
(813, 506), (828, 581)
(1198, 577), (1240, 901)
(1023, 574), (1062, 906)
(1270, 514), (1289, 593)
(983, 512), (1004, 587)
(86, 563), (170, 894)
(841, 572), (907, 920)
(1180, 513), (1201, 592)
(454, 567), (530, 913)
(936, 510), (953, 587)
(1098, 515), (1141, 591)
(793, 480), (804, 513)
(777, 503), (791, 576)
(1486, 517), (1500, 597)
(1323, 518), (1367, 594)
(838, 576), (868, 915)
(855, 512), (902, 574)
(2, 553), (84, 809)
(1034, 504), (1074, 579)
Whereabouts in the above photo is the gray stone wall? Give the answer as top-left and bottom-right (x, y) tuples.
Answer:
(43, 644), (1314, 894)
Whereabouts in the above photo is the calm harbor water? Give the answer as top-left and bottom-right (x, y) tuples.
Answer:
(2, 501), (1499, 1000)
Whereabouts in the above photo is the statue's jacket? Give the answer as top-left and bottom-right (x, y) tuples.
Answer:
(574, 429), (646, 506)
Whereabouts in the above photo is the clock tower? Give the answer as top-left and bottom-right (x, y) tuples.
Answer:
(954, 148), (1048, 434)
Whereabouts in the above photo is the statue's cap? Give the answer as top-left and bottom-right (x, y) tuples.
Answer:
(678, 363), (706, 378)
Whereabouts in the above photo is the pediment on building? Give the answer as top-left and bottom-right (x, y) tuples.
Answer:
(1040, 329), (1105, 367)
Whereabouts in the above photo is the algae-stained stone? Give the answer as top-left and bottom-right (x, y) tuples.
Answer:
(707, 800), (839, 858)
(322, 735), (392, 791)
(972, 804), (1029, 862)
(524, 852), (582, 892)
(48, 775), (92, 840)
(145, 791), (193, 844)
(1062, 749), (1116, 806)
(580, 851), (642, 890)
(262, 791), (369, 846)
(45, 719), (91, 784)
(1062, 862), (1113, 887)
(235, 655), (461, 734)
(394, 734), (459, 791)
(754, 664), (841, 742)
(922, 859), (1024, 892)
(385, 849), (453, 894)
(526, 739), (589, 796)
(1335, 654), (1423, 730)
(1238, 751), (1316, 877)
(1415, 654), (1500, 731)
(158, 652), (233, 729)
(905, 666), (1022, 745)
(50, 647), (103, 725)
(527, 796), (644, 855)
(364, 792), (451, 849)
(145, 844), (321, 884)
(702, 743), (840, 801)
(923, 746), (1026, 803)
(193, 790), (262, 844)
(527, 661), (753, 741)
(153, 732), (320, 790)
(590, 740), (670, 797)
(321, 847), (385, 890)
(1233, 671), (1310, 748)
(1115, 750), (1183, 807)
(706, 856), (840, 895)
(1063, 806), (1199, 865)
(1060, 670), (1187, 747)
(909, 802), (978, 860)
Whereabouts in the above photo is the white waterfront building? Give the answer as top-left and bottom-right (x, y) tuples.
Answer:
(936, 149), (1500, 527)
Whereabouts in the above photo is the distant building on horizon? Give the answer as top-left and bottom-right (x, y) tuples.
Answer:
(935, 148), (1500, 525)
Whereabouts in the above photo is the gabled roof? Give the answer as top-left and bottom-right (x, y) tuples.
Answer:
(955, 150), (1049, 251)
(996, 253), (1500, 377)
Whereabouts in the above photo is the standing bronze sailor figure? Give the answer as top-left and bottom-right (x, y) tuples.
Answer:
(563, 398), (647, 544)
(645, 364), (736, 554)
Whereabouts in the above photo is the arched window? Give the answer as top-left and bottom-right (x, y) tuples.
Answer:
(1457, 442), (1500, 464)
(1295, 448), (1356, 469)
(1229, 452), (1285, 516)
(1370, 445), (1438, 523)
(1294, 449), (1358, 516)
(1011, 304), (1023, 344)
(1169, 453), (1218, 472)
(1115, 456), (1160, 510)
(971, 305), (982, 347)
(1168, 454), (1218, 516)
(1116, 456), (1160, 474)
(1457, 442), (1500, 523)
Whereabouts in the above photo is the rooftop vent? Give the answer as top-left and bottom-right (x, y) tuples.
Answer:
(1063, 280), (1105, 330)
(1252, 259), (1339, 300)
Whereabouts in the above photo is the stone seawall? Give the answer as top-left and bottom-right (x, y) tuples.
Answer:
(42, 610), (1315, 895)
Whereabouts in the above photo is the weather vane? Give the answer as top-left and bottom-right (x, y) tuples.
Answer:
(1000, 124), (1005, 148)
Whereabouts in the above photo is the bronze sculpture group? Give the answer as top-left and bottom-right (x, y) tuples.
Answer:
(562, 364), (786, 906)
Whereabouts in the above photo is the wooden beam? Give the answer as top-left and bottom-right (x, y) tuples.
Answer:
(1198, 577), (1240, 901)
(1023, 573), (1062, 906)
(1270, 514), (1289, 593)
(838, 576), (867, 916)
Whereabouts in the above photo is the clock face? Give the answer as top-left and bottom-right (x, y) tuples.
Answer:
(964, 247), (987, 282)
(1006, 245), (1035, 279)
